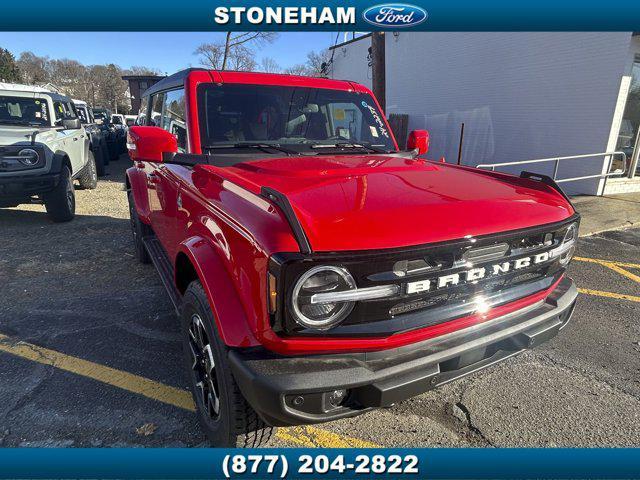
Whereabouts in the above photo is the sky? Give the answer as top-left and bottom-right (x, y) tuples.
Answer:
(0, 32), (339, 73)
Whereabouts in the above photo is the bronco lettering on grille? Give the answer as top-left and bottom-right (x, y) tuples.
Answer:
(405, 251), (551, 295)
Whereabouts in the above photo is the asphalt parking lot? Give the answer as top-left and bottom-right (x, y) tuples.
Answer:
(0, 157), (639, 447)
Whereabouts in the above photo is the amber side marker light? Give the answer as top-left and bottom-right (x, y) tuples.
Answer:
(268, 272), (278, 314)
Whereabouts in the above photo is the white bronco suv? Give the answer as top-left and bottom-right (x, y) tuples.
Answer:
(0, 83), (97, 222)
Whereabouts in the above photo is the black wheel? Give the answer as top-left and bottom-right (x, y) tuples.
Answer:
(77, 151), (98, 189)
(181, 281), (273, 447)
(93, 146), (106, 177)
(127, 191), (151, 264)
(44, 166), (75, 222)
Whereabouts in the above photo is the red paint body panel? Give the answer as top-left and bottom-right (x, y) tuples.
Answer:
(129, 69), (576, 354)
(176, 236), (260, 347)
(126, 166), (152, 224)
(215, 155), (574, 252)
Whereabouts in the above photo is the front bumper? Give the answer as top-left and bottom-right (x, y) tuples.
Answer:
(0, 172), (61, 204)
(230, 276), (577, 427)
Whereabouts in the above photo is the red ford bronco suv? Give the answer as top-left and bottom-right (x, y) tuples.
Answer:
(126, 68), (579, 447)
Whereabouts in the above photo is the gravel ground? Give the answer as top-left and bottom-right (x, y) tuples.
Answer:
(0, 157), (638, 447)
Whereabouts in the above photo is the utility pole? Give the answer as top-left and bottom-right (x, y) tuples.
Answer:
(370, 32), (386, 112)
(222, 32), (232, 70)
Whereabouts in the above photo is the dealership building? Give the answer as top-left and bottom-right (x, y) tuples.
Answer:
(329, 32), (640, 196)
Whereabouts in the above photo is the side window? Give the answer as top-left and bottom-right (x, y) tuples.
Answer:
(160, 90), (187, 152)
(149, 93), (165, 127)
(76, 107), (88, 123)
(65, 102), (78, 119)
(54, 101), (77, 124)
(53, 101), (66, 124)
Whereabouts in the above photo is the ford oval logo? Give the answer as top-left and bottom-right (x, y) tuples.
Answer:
(362, 4), (428, 28)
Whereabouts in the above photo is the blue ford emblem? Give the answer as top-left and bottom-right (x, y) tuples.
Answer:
(363, 4), (428, 28)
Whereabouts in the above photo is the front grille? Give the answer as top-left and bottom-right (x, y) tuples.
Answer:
(271, 216), (578, 337)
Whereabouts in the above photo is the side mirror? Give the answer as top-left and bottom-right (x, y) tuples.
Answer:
(62, 118), (82, 130)
(127, 126), (177, 163)
(407, 130), (429, 156)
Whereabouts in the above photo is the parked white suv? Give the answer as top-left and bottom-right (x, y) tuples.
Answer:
(0, 83), (97, 222)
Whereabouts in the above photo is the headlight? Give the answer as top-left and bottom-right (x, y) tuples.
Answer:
(549, 222), (578, 266)
(558, 222), (578, 266)
(17, 148), (40, 166)
(290, 265), (400, 330)
(291, 266), (356, 330)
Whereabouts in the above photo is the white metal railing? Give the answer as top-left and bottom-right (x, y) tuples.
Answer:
(476, 152), (627, 184)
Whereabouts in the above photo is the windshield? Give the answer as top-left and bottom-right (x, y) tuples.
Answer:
(0, 96), (50, 127)
(197, 84), (396, 153)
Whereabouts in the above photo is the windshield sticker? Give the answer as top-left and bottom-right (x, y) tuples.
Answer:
(40, 102), (49, 122)
(361, 101), (390, 138)
(370, 125), (379, 137)
(334, 108), (345, 120)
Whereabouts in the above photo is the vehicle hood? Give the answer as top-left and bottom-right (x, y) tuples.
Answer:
(0, 126), (55, 146)
(221, 155), (575, 252)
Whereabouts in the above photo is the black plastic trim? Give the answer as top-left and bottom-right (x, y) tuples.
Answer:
(229, 276), (577, 426)
(261, 186), (312, 254)
(520, 171), (573, 206)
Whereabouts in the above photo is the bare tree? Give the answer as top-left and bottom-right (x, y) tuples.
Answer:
(48, 58), (87, 98)
(282, 50), (331, 77)
(90, 64), (131, 113)
(283, 64), (310, 76)
(124, 66), (163, 76)
(226, 44), (256, 71)
(8, 49), (145, 113)
(195, 32), (278, 71)
(305, 49), (331, 77)
(17, 51), (49, 84)
(260, 57), (281, 73)
(193, 43), (225, 69)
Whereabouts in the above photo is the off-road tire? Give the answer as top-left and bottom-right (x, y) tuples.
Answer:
(127, 191), (151, 264)
(77, 151), (98, 189)
(44, 166), (75, 222)
(93, 146), (106, 177)
(181, 281), (274, 447)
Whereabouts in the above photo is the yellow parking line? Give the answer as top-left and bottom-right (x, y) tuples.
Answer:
(601, 262), (640, 285)
(276, 426), (380, 448)
(573, 256), (640, 284)
(578, 288), (640, 303)
(0, 333), (195, 411)
(574, 256), (640, 270)
(0, 333), (380, 448)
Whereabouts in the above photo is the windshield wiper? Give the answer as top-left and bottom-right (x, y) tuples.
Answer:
(0, 119), (44, 127)
(204, 143), (299, 156)
(309, 142), (391, 154)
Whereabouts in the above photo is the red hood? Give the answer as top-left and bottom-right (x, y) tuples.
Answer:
(210, 155), (575, 252)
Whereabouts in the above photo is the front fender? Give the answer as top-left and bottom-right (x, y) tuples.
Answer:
(126, 166), (151, 224)
(177, 236), (259, 348)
